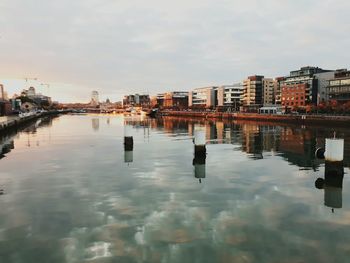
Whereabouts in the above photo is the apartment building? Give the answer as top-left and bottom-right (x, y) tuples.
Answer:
(281, 66), (334, 108)
(327, 69), (350, 103)
(189, 87), (216, 108)
(217, 83), (243, 111)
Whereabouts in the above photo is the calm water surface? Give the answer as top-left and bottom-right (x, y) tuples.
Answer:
(1, 114), (350, 263)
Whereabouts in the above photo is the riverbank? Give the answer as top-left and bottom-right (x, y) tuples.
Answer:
(0, 110), (69, 133)
(160, 111), (350, 126)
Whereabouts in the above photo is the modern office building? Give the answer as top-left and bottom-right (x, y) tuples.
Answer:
(281, 66), (334, 108)
(217, 83), (243, 111)
(163, 91), (189, 109)
(262, 78), (276, 106)
(156, 93), (165, 107)
(189, 87), (216, 108)
(274, 77), (285, 105)
(241, 75), (264, 111)
(327, 69), (350, 103)
(123, 94), (150, 107)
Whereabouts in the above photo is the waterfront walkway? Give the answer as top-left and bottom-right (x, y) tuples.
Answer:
(160, 111), (350, 126)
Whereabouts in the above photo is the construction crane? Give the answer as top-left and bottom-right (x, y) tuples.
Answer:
(24, 77), (37, 83)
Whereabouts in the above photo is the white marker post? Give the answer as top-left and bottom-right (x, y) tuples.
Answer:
(194, 126), (206, 157)
(325, 138), (344, 163)
(124, 125), (133, 148)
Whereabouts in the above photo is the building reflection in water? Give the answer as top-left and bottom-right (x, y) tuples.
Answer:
(123, 116), (350, 172)
(124, 116), (151, 140)
(0, 116), (55, 158)
(0, 137), (14, 159)
(315, 161), (344, 212)
(92, 118), (99, 131)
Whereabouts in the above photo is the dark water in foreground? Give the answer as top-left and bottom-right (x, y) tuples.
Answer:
(1, 114), (350, 263)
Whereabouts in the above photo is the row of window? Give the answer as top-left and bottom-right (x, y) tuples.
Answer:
(328, 86), (350, 93)
(282, 96), (305, 101)
(282, 101), (305, 106)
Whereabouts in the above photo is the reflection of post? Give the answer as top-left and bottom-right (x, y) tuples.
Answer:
(124, 145), (133, 164)
(124, 124), (134, 165)
(193, 155), (206, 183)
(315, 161), (344, 211)
(193, 125), (206, 183)
(315, 137), (344, 212)
(92, 118), (99, 131)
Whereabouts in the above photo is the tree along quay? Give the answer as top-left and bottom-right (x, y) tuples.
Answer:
(159, 111), (350, 127)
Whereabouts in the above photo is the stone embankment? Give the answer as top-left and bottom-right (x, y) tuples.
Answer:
(0, 111), (67, 133)
(160, 111), (350, 126)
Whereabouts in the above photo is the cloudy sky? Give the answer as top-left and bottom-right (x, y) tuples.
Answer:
(0, 0), (350, 102)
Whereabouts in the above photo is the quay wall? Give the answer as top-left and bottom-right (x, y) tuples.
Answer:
(0, 111), (65, 133)
(160, 111), (350, 127)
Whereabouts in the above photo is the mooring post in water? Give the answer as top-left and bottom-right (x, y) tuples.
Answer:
(124, 125), (133, 148)
(124, 124), (133, 164)
(315, 136), (344, 212)
(194, 126), (206, 158)
(193, 125), (206, 183)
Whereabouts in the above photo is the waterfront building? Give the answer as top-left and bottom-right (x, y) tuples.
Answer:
(262, 78), (276, 106)
(217, 83), (243, 111)
(0, 84), (12, 116)
(274, 77), (285, 105)
(150, 96), (158, 108)
(281, 66), (334, 108)
(241, 75), (264, 112)
(91, 91), (99, 106)
(156, 93), (165, 107)
(327, 69), (350, 103)
(28, 87), (36, 97)
(163, 91), (188, 109)
(0, 84), (4, 100)
(189, 86), (217, 108)
(123, 94), (150, 108)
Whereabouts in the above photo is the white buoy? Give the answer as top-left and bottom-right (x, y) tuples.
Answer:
(325, 138), (344, 162)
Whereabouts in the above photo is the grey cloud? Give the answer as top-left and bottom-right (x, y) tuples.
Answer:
(0, 0), (349, 102)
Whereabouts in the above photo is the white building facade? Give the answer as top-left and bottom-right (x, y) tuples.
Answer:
(189, 87), (216, 108)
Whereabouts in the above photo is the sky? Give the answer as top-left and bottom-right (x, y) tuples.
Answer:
(0, 0), (350, 103)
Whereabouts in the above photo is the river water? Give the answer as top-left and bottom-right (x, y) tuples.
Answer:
(0, 114), (350, 263)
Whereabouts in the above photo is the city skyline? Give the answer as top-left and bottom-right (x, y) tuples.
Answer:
(1, 0), (350, 102)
